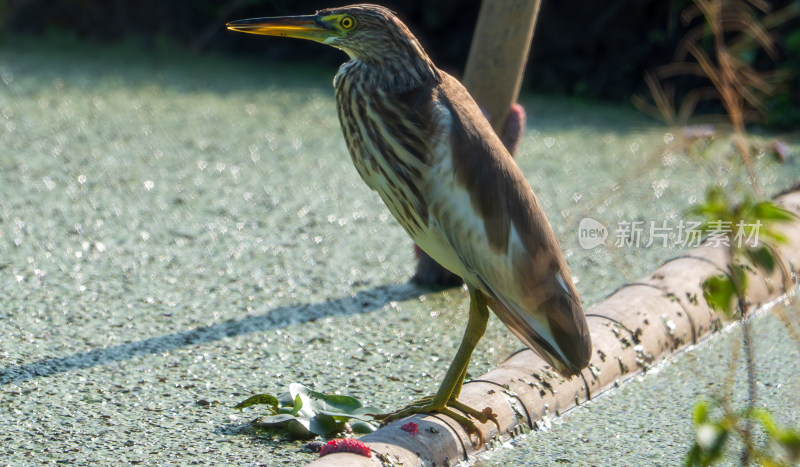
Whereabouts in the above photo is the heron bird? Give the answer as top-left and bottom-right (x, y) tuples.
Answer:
(227, 4), (591, 442)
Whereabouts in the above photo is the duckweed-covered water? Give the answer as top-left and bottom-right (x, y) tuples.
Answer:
(0, 38), (798, 465)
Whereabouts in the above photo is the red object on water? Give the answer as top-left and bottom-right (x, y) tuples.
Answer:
(400, 421), (419, 436)
(318, 438), (372, 458)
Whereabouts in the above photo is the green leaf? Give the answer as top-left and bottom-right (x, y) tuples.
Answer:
(304, 387), (382, 421)
(286, 384), (317, 418)
(294, 393), (317, 419)
(352, 406), (383, 417)
(775, 429), (800, 463)
(685, 444), (704, 467)
(320, 411), (375, 422)
(748, 408), (800, 462)
(745, 246), (776, 273)
(753, 201), (794, 223)
(256, 413), (298, 426)
(252, 414), (318, 439)
(234, 394), (279, 411)
(689, 187), (732, 225)
(292, 394), (303, 416)
(240, 383), (380, 439)
(319, 405), (384, 422)
(763, 229), (788, 245)
(351, 420), (378, 434)
(308, 413), (339, 435)
(703, 275), (736, 316)
(747, 407), (779, 435)
(289, 383), (309, 401)
(692, 400), (711, 425)
(691, 422), (729, 465)
(276, 391), (293, 407)
(286, 418), (314, 439)
(307, 391), (364, 415)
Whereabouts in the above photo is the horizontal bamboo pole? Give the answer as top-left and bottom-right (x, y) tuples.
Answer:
(308, 190), (800, 466)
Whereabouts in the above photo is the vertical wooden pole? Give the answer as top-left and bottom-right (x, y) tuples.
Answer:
(462, 0), (541, 133)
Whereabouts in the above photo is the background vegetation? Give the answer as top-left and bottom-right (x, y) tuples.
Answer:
(1, 0), (797, 126)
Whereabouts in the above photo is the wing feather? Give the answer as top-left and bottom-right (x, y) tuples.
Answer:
(427, 73), (592, 377)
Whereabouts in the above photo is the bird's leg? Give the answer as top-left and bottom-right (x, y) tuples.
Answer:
(377, 286), (500, 444)
(449, 349), (470, 400)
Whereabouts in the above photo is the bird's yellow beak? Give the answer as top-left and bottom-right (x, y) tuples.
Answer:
(226, 15), (332, 43)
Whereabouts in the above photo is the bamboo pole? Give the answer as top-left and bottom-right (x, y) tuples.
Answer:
(308, 191), (800, 466)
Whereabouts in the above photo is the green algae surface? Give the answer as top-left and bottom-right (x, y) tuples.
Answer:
(0, 38), (798, 465)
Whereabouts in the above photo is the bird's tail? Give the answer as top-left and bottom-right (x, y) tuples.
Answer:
(487, 282), (591, 378)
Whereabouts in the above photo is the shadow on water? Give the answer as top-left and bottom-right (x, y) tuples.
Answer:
(0, 282), (427, 385)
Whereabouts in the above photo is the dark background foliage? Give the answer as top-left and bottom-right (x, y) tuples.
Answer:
(2, 0), (797, 125)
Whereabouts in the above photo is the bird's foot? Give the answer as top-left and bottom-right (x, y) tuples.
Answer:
(374, 397), (499, 446)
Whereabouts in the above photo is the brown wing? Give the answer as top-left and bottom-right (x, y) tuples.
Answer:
(429, 72), (592, 377)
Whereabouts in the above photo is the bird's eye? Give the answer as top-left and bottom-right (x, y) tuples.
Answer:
(339, 15), (356, 29)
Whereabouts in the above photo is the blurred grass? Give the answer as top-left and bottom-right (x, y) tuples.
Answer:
(0, 36), (797, 465)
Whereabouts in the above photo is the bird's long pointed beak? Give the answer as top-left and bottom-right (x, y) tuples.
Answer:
(226, 15), (331, 42)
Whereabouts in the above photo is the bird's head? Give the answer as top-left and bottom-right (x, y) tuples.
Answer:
(226, 4), (431, 66)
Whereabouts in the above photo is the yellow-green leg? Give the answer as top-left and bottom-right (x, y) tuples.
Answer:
(377, 285), (500, 444)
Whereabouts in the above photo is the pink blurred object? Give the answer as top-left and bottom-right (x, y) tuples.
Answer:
(770, 140), (790, 163)
(318, 438), (371, 458)
(412, 103), (527, 288)
(500, 103), (526, 155)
